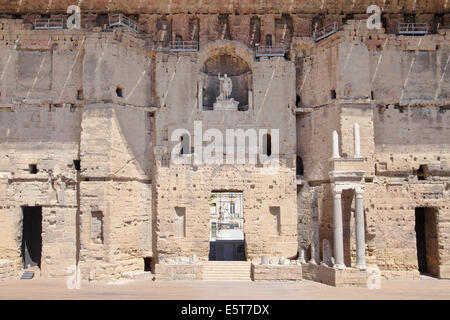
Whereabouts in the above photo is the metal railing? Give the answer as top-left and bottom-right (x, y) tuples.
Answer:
(255, 45), (286, 57)
(168, 41), (199, 52)
(398, 23), (429, 35)
(109, 14), (138, 33)
(313, 22), (339, 42)
(34, 18), (64, 30)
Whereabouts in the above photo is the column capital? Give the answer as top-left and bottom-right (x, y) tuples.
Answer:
(333, 186), (343, 197)
(355, 185), (365, 197)
(333, 189), (342, 198)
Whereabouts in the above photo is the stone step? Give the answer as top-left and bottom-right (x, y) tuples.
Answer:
(203, 262), (251, 266)
(203, 268), (251, 272)
(203, 278), (251, 281)
(20, 271), (35, 280)
(203, 272), (251, 276)
(203, 274), (250, 278)
(202, 261), (251, 281)
(204, 264), (250, 266)
(204, 272), (250, 275)
(204, 268), (250, 270)
(204, 261), (250, 264)
(205, 272), (250, 274)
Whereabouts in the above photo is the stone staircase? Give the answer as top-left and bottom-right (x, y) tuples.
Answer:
(202, 261), (251, 281)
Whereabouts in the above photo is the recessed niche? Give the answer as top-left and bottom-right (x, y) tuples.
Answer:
(331, 90), (337, 100)
(77, 89), (83, 100)
(201, 54), (252, 111)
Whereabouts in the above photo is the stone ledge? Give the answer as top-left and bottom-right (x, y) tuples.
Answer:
(154, 263), (203, 281)
(251, 263), (302, 281)
(301, 263), (368, 287)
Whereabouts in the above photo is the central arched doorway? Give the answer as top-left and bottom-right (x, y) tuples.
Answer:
(208, 191), (246, 261)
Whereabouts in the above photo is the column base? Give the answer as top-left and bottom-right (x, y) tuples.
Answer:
(356, 264), (367, 271)
(334, 264), (346, 270)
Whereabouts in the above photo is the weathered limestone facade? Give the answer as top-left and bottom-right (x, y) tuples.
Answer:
(0, 1), (449, 284)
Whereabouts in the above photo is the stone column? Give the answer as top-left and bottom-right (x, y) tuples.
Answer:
(198, 79), (203, 111)
(332, 130), (340, 158)
(333, 188), (345, 269)
(354, 123), (361, 158)
(355, 188), (366, 269)
(248, 89), (253, 110)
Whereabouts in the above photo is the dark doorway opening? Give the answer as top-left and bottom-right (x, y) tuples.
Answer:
(143, 257), (152, 272)
(209, 240), (246, 261)
(415, 207), (439, 276)
(296, 156), (304, 176)
(22, 206), (42, 269)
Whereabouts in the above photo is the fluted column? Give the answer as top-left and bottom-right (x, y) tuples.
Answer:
(355, 188), (366, 269)
(333, 188), (345, 269)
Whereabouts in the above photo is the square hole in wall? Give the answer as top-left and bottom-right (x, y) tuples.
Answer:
(29, 164), (38, 174)
(73, 160), (81, 171)
(417, 164), (429, 181)
(116, 86), (123, 98)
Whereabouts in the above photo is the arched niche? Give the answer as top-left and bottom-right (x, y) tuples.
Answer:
(199, 53), (252, 111)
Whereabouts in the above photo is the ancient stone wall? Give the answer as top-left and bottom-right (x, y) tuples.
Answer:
(0, 2), (449, 282)
(0, 106), (81, 277)
(78, 103), (152, 280)
(152, 39), (298, 262)
(295, 20), (450, 278)
(0, 20), (153, 280)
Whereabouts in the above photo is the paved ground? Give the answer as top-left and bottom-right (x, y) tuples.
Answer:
(0, 278), (449, 300)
